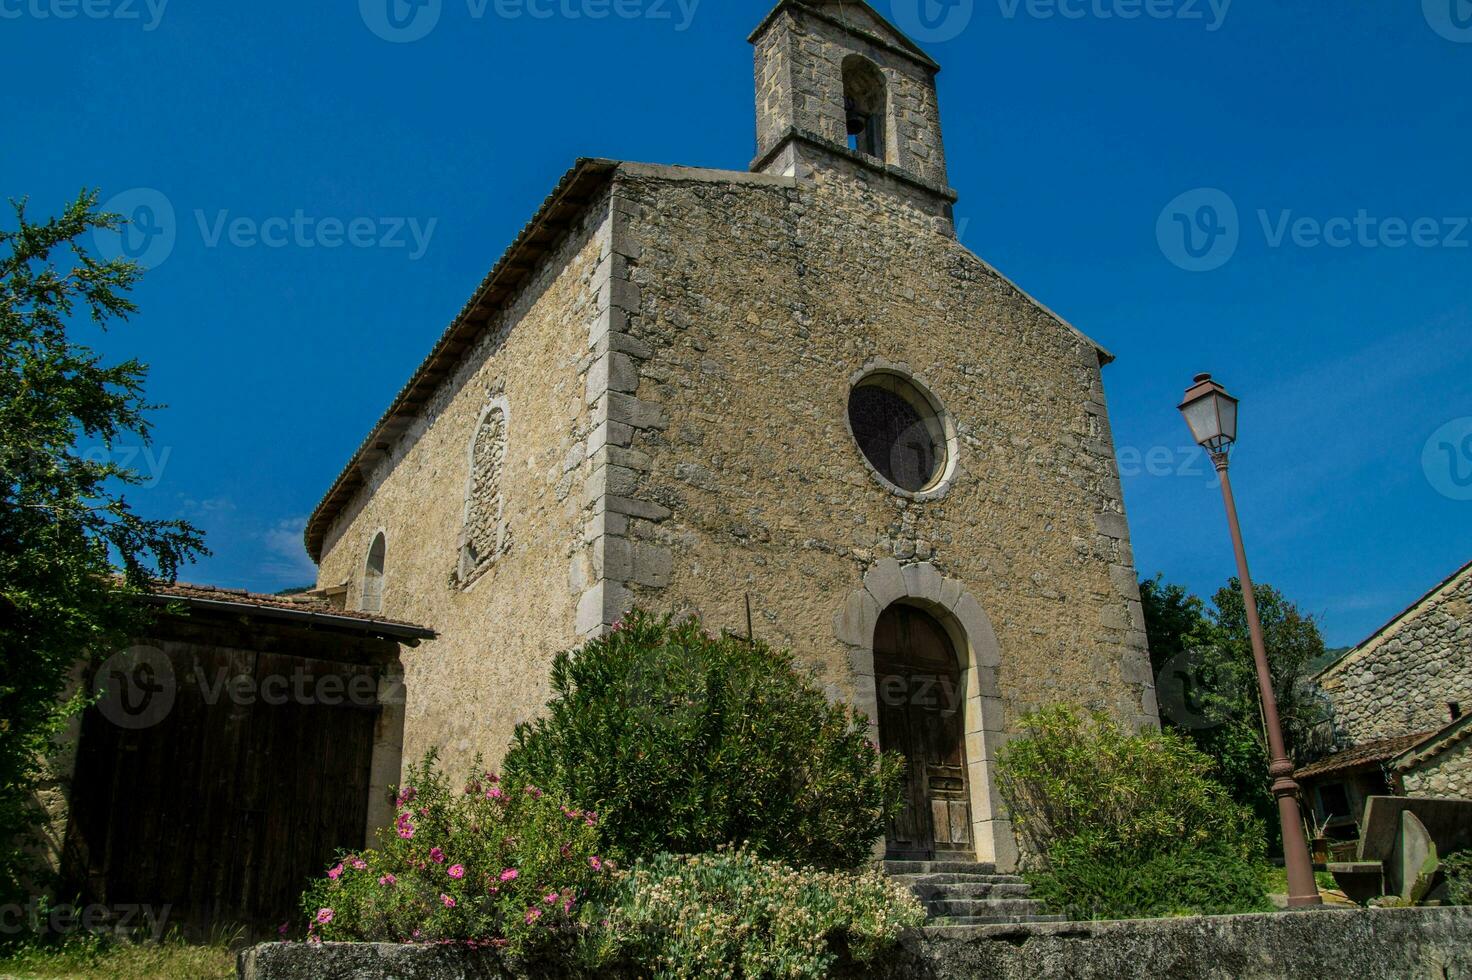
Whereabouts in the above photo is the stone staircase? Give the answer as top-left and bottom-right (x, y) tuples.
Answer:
(885, 859), (1066, 928)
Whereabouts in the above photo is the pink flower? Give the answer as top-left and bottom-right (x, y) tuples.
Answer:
(487, 786), (505, 801)
(430, 847), (446, 864)
(396, 813), (416, 840)
(350, 857), (367, 871)
(523, 785), (543, 799)
(543, 891), (559, 905)
(277, 923), (289, 937)
(499, 868), (519, 882)
(379, 874), (397, 886)
(448, 864), (465, 880)
(315, 908), (335, 925)
(525, 908), (543, 924)
(396, 786), (417, 807)
(441, 894), (456, 908)
(589, 856), (603, 872)
(327, 863), (344, 880)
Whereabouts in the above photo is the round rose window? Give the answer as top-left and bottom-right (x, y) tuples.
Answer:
(847, 372), (951, 495)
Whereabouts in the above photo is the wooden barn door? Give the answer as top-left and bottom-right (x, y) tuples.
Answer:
(64, 645), (381, 934)
(874, 606), (972, 860)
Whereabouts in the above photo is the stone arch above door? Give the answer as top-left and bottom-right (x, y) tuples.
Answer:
(834, 558), (1018, 871)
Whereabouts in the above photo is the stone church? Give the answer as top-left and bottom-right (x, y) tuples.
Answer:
(304, 0), (1156, 870)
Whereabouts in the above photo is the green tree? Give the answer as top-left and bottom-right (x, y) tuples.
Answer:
(504, 610), (905, 870)
(1139, 575), (1334, 854)
(1, 191), (206, 900)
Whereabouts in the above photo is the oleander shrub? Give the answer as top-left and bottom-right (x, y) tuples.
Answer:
(503, 610), (905, 869)
(996, 706), (1264, 863)
(1446, 850), (1472, 906)
(300, 753), (616, 963)
(605, 849), (925, 979)
(1027, 833), (1272, 920)
(996, 706), (1269, 919)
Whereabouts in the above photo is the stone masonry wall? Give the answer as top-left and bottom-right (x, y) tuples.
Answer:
(597, 160), (1155, 744)
(1319, 564), (1472, 745)
(1400, 727), (1472, 800)
(315, 193), (611, 780)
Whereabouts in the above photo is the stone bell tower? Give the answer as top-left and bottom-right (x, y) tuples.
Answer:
(750, 0), (957, 223)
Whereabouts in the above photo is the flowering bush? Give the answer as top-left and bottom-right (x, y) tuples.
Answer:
(300, 753), (616, 961)
(504, 610), (905, 869)
(606, 849), (924, 979)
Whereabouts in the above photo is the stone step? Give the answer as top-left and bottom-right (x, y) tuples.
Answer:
(921, 898), (1052, 919)
(924, 915), (1070, 932)
(884, 859), (998, 876)
(890, 872), (1027, 887)
(909, 881), (1033, 900)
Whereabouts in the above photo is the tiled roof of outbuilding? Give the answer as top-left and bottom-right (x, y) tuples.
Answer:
(145, 581), (436, 641)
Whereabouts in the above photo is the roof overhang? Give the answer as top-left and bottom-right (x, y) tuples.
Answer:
(143, 591), (438, 644)
(304, 158), (620, 561)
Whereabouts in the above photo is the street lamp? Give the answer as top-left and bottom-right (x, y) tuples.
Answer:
(1178, 373), (1323, 909)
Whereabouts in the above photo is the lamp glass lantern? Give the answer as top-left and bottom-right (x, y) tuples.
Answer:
(1178, 373), (1239, 453)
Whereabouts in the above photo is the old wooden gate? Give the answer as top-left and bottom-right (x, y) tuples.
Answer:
(64, 644), (381, 933)
(874, 605), (973, 860)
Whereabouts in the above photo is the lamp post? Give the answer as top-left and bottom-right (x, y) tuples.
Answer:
(1178, 373), (1323, 909)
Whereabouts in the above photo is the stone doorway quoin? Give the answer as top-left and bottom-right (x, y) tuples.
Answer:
(834, 558), (1017, 872)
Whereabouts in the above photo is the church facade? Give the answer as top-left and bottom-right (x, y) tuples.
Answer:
(305, 0), (1156, 870)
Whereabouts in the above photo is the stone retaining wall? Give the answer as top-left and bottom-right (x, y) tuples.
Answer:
(239, 907), (1472, 979)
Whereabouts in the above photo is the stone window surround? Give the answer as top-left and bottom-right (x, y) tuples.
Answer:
(456, 396), (511, 590)
(360, 528), (387, 614)
(834, 557), (1017, 871)
(845, 358), (959, 503)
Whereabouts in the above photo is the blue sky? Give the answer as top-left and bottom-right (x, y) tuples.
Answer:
(3, 0), (1469, 647)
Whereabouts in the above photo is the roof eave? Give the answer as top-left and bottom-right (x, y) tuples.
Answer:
(304, 158), (620, 562)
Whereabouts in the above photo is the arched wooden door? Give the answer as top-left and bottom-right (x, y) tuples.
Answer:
(874, 605), (972, 859)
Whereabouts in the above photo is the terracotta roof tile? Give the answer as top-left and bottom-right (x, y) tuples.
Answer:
(144, 581), (435, 640)
(1295, 731), (1436, 781)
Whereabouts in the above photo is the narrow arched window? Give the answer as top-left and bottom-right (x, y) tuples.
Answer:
(361, 532), (386, 614)
(457, 398), (511, 585)
(842, 55), (888, 160)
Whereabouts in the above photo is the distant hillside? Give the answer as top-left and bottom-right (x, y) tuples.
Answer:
(1309, 646), (1352, 675)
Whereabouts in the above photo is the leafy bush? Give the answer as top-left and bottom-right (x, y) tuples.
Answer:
(996, 706), (1269, 919)
(1028, 834), (1272, 920)
(300, 753), (615, 962)
(996, 706), (1264, 863)
(1446, 850), (1472, 906)
(504, 611), (904, 869)
(606, 849), (924, 979)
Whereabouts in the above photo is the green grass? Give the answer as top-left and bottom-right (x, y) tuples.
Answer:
(0, 934), (235, 980)
(1262, 865), (1337, 895)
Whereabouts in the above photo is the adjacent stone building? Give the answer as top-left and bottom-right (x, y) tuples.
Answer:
(1299, 559), (1472, 835)
(305, 0), (1156, 869)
